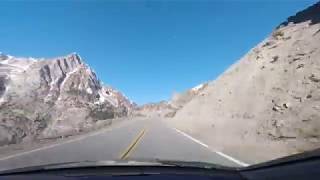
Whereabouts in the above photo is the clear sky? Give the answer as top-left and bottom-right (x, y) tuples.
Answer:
(0, 0), (317, 104)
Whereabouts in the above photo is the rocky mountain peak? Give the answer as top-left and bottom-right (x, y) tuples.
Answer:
(0, 53), (135, 145)
(0, 52), (10, 61)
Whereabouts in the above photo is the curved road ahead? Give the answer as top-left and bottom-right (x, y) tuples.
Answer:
(0, 118), (248, 171)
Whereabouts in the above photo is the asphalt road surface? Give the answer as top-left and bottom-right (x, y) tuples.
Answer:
(0, 118), (248, 171)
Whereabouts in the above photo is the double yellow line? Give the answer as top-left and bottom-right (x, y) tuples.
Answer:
(119, 129), (146, 160)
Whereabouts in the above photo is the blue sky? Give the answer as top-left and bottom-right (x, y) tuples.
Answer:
(0, 0), (317, 104)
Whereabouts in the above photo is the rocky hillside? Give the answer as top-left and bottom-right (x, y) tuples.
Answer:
(169, 2), (320, 163)
(133, 101), (174, 117)
(0, 53), (134, 145)
(133, 83), (208, 118)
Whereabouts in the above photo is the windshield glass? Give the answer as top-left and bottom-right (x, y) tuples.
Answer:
(0, 0), (320, 171)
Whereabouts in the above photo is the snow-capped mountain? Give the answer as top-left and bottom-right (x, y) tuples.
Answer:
(0, 53), (134, 145)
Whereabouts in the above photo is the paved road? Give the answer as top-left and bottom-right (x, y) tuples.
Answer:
(0, 118), (246, 171)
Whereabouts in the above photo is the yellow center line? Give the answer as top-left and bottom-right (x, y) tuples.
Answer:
(119, 128), (147, 160)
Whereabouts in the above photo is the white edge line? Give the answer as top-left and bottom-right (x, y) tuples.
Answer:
(172, 127), (249, 167)
(173, 128), (209, 148)
(215, 151), (249, 167)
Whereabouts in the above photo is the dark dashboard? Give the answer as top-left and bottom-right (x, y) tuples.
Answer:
(1, 149), (320, 180)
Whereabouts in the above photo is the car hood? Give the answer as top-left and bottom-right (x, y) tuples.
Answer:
(0, 159), (235, 175)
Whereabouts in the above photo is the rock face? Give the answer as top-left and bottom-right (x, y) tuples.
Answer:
(133, 101), (174, 117)
(0, 53), (134, 145)
(170, 2), (320, 162)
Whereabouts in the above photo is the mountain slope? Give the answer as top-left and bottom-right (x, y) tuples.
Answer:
(170, 2), (320, 163)
(132, 83), (208, 118)
(0, 53), (134, 145)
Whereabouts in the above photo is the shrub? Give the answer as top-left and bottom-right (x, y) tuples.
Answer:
(272, 30), (284, 39)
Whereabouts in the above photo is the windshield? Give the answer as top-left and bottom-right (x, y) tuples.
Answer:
(0, 0), (320, 172)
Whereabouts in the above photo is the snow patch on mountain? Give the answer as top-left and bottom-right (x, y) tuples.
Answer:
(191, 84), (204, 92)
